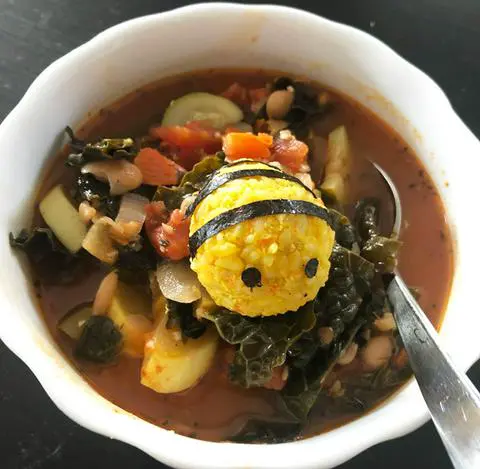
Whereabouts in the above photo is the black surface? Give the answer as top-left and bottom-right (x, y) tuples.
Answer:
(0, 1), (479, 468)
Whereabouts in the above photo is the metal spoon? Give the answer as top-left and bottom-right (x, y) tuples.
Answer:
(372, 162), (480, 468)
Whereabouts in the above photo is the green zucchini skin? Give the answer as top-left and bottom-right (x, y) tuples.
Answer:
(189, 199), (332, 257)
(186, 168), (317, 217)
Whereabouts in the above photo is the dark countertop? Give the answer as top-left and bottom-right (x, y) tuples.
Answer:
(0, 1), (479, 468)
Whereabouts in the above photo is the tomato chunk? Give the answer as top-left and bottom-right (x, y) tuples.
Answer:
(134, 148), (185, 186)
(271, 136), (309, 172)
(222, 132), (273, 162)
(150, 124), (221, 170)
(145, 202), (190, 261)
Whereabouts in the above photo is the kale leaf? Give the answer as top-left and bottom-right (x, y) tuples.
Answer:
(354, 198), (402, 272)
(9, 228), (89, 285)
(73, 173), (120, 218)
(229, 420), (302, 444)
(166, 299), (207, 340)
(74, 315), (123, 363)
(206, 302), (316, 388)
(281, 315), (366, 421)
(154, 154), (225, 211)
(65, 126), (137, 167)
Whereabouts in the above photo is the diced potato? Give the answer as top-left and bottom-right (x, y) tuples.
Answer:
(320, 125), (351, 204)
(141, 321), (218, 394)
(39, 185), (87, 253)
(107, 281), (153, 357)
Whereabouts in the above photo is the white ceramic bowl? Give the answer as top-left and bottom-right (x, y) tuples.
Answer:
(1, 4), (480, 468)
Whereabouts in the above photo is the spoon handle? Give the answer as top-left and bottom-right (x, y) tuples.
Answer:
(387, 275), (480, 468)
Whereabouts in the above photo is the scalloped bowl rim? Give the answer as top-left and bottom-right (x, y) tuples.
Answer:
(1, 4), (480, 469)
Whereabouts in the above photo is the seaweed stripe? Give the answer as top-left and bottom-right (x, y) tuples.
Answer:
(189, 199), (332, 257)
(186, 167), (316, 217)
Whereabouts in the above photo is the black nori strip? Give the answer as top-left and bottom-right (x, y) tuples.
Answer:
(305, 258), (319, 278)
(241, 267), (262, 288)
(190, 199), (332, 257)
(186, 168), (316, 216)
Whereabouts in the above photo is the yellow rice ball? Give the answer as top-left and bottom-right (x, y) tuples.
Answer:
(189, 161), (335, 317)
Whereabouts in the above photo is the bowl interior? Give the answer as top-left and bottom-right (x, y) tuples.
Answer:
(1, 4), (479, 469)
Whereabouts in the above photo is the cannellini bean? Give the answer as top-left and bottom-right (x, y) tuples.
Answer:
(337, 342), (358, 366)
(81, 160), (143, 195)
(361, 336), (393, 370)
(266, 89), (295, 120)
(374, 312), (396, 332)
(318, 326), (334, 345)
(93, 271), (119, 315)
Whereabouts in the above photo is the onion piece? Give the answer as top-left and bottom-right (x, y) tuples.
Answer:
(82, 217), (119, 264)
(81, 160), (143, 195)
(116, 193), (148, 224)
(156, 261), (202, 303)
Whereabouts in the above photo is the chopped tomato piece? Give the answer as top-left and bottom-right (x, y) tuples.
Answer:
(150, 125), (221, 170)
(263, 366), (288, 390)
(222, 132), (273, 162)
(221, 82), (248, 107)
(221, 83), (269, 112)
(271, 136), (309, 172)
(134, 148), (185, 186)
(248, 87), (269, 112)
(145, 202), (190, 261)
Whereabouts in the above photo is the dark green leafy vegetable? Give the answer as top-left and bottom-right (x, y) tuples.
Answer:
(255, 77), (329, 139)
(179, 154), (225, 189)
(361, 236), (402, 273)
(329, 209), (356, 250)
(74, 315), (123, 363)
(166, 299), (207, 340)
(229, 420), (302, 443)
(115, 237), (157, 284)
(206, 302), (316, 387)
(65, 127), (137, 167)
(281, 315), (365, 421)
(355, 198), (380, 246)
(73, 173), (120, 218)
(153, 155), (224, 211)
(9, 228), (89, 285)
(354, 198), (402, 272)
(154, 185), (193, 211)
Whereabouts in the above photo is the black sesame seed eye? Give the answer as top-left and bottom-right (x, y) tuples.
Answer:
(305, 258), (319, 278)
(242, 267), (262, 288)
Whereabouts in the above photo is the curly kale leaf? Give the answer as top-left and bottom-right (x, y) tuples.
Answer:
(65, 126), (137, 167)
(354, 198), (402, 272)
(9, 228), (89, 285)
(166, 299), (207, 340)
(74, 315), (123, 363)
(254, 77), (330, 139)
(154, 154), (225, 211)
(329, 209), (357, 250)
(115, 237), (157, 284)
(229, 420), (302, 443)
(206, 302), (316, 388)
(179, 154), (225, 189)
(73, 173), (120, 218)
(281, 315), (366, 421)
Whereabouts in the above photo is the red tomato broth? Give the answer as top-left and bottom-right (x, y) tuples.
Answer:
(33, 69), (453, 442)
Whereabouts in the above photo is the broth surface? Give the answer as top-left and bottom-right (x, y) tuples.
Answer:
(34, 69), (453, 441)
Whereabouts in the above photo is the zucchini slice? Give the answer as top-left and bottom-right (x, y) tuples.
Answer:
(39, 184), (87, 253)
(162, 92), (243, 129)
(58, 304), (93, 340)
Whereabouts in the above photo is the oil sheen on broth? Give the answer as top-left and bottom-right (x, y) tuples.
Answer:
(34, 70), (453, 442)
